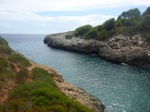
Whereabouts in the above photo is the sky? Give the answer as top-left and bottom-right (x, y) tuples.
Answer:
(0, 0), (150, 34)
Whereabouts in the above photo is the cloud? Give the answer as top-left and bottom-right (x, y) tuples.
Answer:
(0, 0), (150, 12)
(0, 11), (115, 26)
(0, 0), (149, 33)
(0, 22), (14, 28)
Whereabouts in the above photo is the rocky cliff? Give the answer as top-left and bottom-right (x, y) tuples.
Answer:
(44, 32), (150, 66)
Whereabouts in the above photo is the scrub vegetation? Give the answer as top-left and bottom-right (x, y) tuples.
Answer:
(74, 6), (150, 41)
(0, 36), (92, 112)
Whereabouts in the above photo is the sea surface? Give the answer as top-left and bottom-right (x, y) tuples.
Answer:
(1, 34), (150, 112)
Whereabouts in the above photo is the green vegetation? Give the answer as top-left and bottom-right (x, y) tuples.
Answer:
(8, 54), (31, 67)
(16, 68), (28, 84)
(65, 34), (73, 39)
(75, 25), (92, 37)
(0, 37), (92, 112)
(0, 36), (12, 55)
(5, 67), (91, 112)
(73, 6), (150, 41)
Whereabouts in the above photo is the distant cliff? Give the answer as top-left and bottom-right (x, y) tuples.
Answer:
(44, 32), (150, 66)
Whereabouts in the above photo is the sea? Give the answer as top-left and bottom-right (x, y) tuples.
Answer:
(1, 34), (150, 112)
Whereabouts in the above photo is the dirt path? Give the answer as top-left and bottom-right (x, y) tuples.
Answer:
(0, 60), (104, 112)
(0, 80), (17, 103)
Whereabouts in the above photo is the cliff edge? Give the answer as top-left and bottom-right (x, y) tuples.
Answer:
(44, 32), (150, 66)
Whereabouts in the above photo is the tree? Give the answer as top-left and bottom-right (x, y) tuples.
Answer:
(95, 25), (103, 31)
(140, 15), (150, 29)
(103, 18), (115, 31)
(124, 19), (132, 26)
(98, 30), (108, 41)
(142, 6), (150, 17)
(117, 8), (141, 20)
(74, 25), (92, 36)
(115, 20), (122, 27)
(86, 29), (98, 39)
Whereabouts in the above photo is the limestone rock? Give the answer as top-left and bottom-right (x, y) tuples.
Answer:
(44, 32), (150, 66)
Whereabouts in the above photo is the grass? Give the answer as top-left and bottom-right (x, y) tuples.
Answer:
(8, 54), (31, 67)
(0, 57), (15, 81)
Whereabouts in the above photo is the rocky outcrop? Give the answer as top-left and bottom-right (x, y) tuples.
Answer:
(99, 34), (150, 65)
(44, 32), (150, 66)
(44, 31), (105, 54)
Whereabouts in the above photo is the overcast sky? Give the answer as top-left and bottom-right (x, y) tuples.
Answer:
(0, 0), (150, 34)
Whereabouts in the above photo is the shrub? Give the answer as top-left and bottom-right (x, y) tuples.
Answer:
(8, 54), (31, 67)
(16, 68), (28, 84)
(32, 67), (56, 87)
(0, 45), (12, 55)
(95, 25), (103, 31)
(103, 18), (115, 31)
(0, 57), (9, 70)
(0, 69), (15, 81)
(115, 20), (122, 27)
(85, 29), (98, 39)
(0, 37), (12, 55)
(7, 81), (91, 112)
(140, 15), (150, 29)
(65, 34), (72, 39)
(0, 36), (8, 46)
(75, 25), (92, 36)
(124, 19), (133, 26)
(98, 30), (108, 41)
(142, 6), (150, 17)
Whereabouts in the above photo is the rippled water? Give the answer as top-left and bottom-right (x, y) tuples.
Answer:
(2, 34), (150, 112)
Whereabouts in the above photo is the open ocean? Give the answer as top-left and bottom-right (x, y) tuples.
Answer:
(1, 34), (150, 112)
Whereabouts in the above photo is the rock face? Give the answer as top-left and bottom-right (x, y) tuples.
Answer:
(44, 31), (105, 54)
(44, 32), (150, 66)
(99, 34), (150, 65)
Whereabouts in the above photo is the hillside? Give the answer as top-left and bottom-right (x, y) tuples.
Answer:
(72, 6), (150, 42)
(0, 36), (104, 112)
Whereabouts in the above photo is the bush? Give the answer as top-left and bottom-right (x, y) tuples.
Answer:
(0, 57), (9, 70)
(103, 18), (115, 31)
(65, 34), (72, 39)
(124, 19), (133, 26)
(98, 30), (108, 41)
(7, 67), (92, 112)
(32, 67), (56, 87)
(75, 25), (92, 36)
(140, 15), (150, 29)
(95, 25), (103, 31)
(16, 68), (28, 84)
(0, 36), (8, 46)
(8, 54), (31, 67)
(142, 6), (150, 17)
(85, 29), (98, 39)
(115, 20), (122, 27)
(0, 69), (15, 81)
(7, 81), (91, 112)
(0, 37), (12, 55)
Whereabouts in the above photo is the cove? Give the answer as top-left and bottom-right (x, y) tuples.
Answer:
(2, 34), (150, 112)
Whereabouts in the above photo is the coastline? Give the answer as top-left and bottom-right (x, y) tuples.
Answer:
(44, 32), (150, 66)
(28, 60), (105, 112)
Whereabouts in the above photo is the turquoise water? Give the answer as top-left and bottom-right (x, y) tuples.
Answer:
(2, 34), (150, 112)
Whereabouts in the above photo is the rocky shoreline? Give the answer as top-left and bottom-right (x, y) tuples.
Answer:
(29, 60), (105, 112)
(44, 32), (150, 66)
